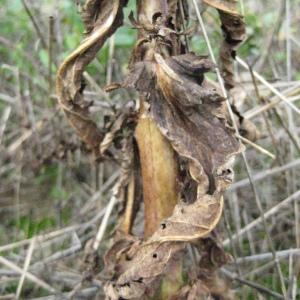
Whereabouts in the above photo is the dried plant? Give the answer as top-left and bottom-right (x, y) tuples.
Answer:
(56, 0), (259, 299)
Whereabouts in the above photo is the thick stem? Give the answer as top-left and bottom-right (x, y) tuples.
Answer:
(134, 1), (183, 298)
(135, 0), (180, 238)
(137, 0), (168, 25)
(135, 117), (179, 238)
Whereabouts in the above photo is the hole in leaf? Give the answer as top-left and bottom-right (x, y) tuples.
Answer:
(222, 169), (232, 176)
(231, 50), (237, 59)
(233, 19), (240, 26)
(153, 253), (158, 259)
(125, 254), (132, 261)
(152, 12), (162, 24)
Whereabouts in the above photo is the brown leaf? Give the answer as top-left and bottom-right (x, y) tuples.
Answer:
(125, 52), (241, 192)
(170, 238), (234, 300)
(170, 280), (212, 300)
(203, 0), (240, 15)
(106, 51), (242, 298)
(239, 118), (261, 142)
(105, 242), (184, 300)
(218, 10), (246, 89)
(57, 2), (245, 298)
(104, 82), (122, 93)
(195, 239), (235, 300)
(56, 0), (128, 158)
(81, 0), (102, 34)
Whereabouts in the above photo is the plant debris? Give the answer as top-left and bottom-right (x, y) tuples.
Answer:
(56, 0), (247, 299)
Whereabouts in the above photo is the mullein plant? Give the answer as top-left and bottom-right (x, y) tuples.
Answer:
(56, 0), (252, 299)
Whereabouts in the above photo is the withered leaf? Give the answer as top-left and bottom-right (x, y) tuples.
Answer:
(171, 238), (233, 300)
(56, 0), (128, 158)
(219, 10), (246, 89)
(239, 118), (261, 142)
(170, 280), (212, 300)
(203, 0), (240, 15)
(106, 51), (242, 299)
(57, 1), (246, 299)
(202, 0), (246, 89)
(231, 103), (261, 142)
(126, 52), (241, 192)
(105, 242), (184, 300)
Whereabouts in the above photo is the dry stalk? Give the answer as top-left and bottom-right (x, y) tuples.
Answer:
(54, 0), (288, 299)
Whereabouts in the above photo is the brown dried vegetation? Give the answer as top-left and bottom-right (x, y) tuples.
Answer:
(56, 0), (255, 299)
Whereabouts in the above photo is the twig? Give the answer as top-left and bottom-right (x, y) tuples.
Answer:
(0, 256), (56, 293)
(0, 226), (77, 253)
(273, 107), (300, 154)
(79, 170), (119, 216)
(221, 268), (286, 300)
(239, 0), (245, 15)
(122, 172), (135, 234)
(288, 254), (295, 299)
(0, 205), (107, 253)
(0, 106), (11, 146)
(0, 295), (16, 300)
(285, 0), (292, 82)
(223, 207), (243, 278)
(48, 16), (55, 95)
(236, 134), (275, 159)
(228, 191), (242, 250)
(0, 93), (15, 104)
(16, 237), (36, 299)
(285, 0), (299, 254)
(93, 192), (117, 251)
(241, 81), (299, 91)
(254, 0), (285, 71)
(229, 158), (300, 191)
(83, 72), (111, 102)
(234, 249), (300, 264)
(32, 244), (81, 269)
(236, 56), (300, 115)
(245, 84), (300, 119)
(223, 190), (300, 246)
(242, 210), (256, 255)
(20, 0), (47, 49)
(7, 111), (58, 154)
(243, 260), (277, 279)
(179, 0), (189, 51)
(290, 34), (300, 48)
(248, 61), (282, 162)
(106, 35), (115, 85)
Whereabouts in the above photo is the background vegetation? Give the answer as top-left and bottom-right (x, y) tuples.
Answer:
(0, 0), (299, 298)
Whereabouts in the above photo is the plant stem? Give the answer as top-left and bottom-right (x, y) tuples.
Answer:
(135, 116), (179, 237)
(134, 1), (183, 298)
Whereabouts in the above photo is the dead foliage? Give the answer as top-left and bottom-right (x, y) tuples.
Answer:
(56, 0), (129, 159)
(56, 0), (249, 299)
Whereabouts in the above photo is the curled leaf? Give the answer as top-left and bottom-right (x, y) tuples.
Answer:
(239, 118), (261, 142)
(105, 51), (242, 298)
(203, 0), (240, 15)
(56, 1), (246, 299)
(219, 10), (246, 89)
(201, 0), (246, 89)
(56, 0), (128, 158)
